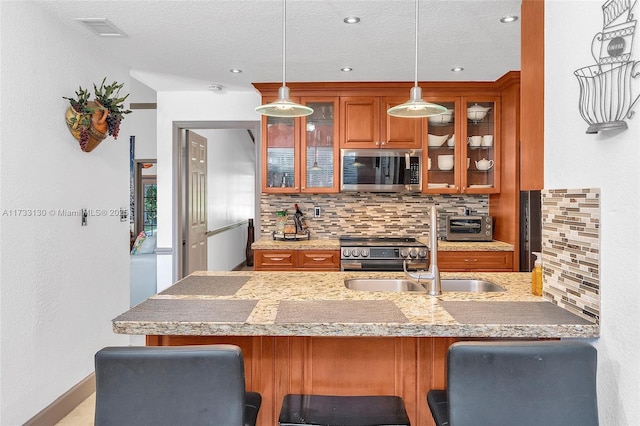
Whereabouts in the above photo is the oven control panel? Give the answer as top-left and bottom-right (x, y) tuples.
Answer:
(341, 246), (427, 260)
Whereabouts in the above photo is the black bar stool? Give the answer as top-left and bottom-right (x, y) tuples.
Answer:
(427, 341), (598, 426)
(279, 394), (410, 426)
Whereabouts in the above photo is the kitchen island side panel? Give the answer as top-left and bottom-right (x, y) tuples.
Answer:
(146, 335), (456, 426)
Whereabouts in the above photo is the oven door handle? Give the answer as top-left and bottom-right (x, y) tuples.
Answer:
(341, 261), (407, 272)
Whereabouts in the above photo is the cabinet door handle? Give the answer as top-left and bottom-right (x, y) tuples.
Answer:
(312, 257), (326, 261)
(381, 141), (386, 145)
(464, 258), (479, 262)
(271, 257), (284, 261)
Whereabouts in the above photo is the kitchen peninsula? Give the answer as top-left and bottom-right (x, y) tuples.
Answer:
(113, 271), (598, 426)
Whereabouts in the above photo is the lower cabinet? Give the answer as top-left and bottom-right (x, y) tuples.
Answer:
(438, 251), (514, 272)
(254, 249), (340, 271)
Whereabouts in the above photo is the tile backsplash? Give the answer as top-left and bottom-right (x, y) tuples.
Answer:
(542, 188), (600, 324)
(260, 193), (489, 239)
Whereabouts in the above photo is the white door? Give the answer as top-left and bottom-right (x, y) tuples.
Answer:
(185, 130), (208, 275)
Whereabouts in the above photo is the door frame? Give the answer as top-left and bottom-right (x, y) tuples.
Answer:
(172, 120), (261, 281)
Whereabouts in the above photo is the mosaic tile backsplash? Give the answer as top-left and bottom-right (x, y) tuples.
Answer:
(260, 193), (489, 239)
(542, 188), (600, 324)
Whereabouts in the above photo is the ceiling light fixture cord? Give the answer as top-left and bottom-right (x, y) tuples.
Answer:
(254, 0), (313, 116)
(386, 0), (447, 117)
(282, 0), (286, 89)
(414, 0), (419, 88)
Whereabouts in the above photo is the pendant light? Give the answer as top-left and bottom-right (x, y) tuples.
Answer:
(255, 0), (313, 117)
(387, 0), (447, 118)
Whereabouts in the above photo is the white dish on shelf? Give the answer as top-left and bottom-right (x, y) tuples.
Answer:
(427, 133), (449, 147)
(427, 183), (449, 189)
(428, 109), (454, 125)
(469, 184), (493, 188)
(467, 104), (491, 121)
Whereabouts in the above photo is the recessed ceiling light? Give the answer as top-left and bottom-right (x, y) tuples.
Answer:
(230, 68), (243, 74)
(451, 67), (464, 72)
(208, 84), (224, 92)
(76, 18), (127, 37)
(500, 15), (518, 23)
(340, 67), (353, 72)
(343, 16), (360, 24)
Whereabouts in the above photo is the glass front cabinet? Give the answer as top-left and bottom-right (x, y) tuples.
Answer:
(463, 97), (499, 194)
(423, 96), (499, 194)
(261, 97), (339, 194)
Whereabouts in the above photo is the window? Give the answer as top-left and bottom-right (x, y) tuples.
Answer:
(142, 179), (157, 235)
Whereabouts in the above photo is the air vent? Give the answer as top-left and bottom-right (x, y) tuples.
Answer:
(76, 18), (127, 37)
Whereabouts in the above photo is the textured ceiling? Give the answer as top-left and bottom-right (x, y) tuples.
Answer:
(35, 0), (522, 92)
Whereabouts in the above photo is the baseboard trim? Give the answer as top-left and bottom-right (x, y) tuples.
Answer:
(24, 373), (95, 426)
(232, 260), (248, 271)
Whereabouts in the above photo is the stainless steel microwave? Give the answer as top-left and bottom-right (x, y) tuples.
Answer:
(340, 149), (422, 192)
(446, 215), (493, 241)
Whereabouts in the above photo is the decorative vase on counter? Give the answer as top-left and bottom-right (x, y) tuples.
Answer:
(246, 219), (254, 267)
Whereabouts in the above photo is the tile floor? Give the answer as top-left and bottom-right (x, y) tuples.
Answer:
(55, 393), (95, 425)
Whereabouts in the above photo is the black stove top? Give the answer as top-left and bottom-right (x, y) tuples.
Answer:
(339, 236), (423, 247)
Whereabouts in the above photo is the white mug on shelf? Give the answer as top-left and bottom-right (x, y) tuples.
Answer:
(467, 135), (482, 147)
(428, 157), (432, 170)
(447, 135), (455, 147)
(481, 135), (493, 146)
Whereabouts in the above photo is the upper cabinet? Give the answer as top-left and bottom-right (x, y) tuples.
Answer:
(301, 97), (340, 193)
(254, 79), (518, 196)
(340, 96), (422, 149)
(262, 95), (300, 193)
(261, 96), (339, 194)
(423, 96), (500, 194)
(463, 98), (500, 194)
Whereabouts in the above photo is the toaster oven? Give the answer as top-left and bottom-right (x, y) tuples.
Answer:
(445, 215), (493, 241)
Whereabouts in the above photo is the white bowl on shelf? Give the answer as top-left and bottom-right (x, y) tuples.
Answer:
(467, 104), (491, 121)
(427, 133), (449, 147)
(438, 154), (454, 171)
(428, 109), (454, 125)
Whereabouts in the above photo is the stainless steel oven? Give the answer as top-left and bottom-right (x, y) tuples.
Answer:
(339, 236), (428, 271)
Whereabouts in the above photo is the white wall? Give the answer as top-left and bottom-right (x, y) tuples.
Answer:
(546, 1), (640, 423)
(198, 128), (255, 271)
(0, 2), (130, 424)
(155, 91), (260, 289)
(128, 78), (157, 160)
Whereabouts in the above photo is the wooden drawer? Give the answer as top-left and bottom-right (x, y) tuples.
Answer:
(298, 250), (341, 270)
(254, 250), (298, 270)
(438, 251), (514, 272)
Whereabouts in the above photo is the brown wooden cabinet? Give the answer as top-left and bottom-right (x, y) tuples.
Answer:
(147, 334), (458, 426)
(423, 96), (501, 195)
(340, 96), (423, 149)
(261, 96), (340, 194)
(254, 249), (298, 270)
(438, 251), (514, 272)
(297, 250), (341, 270)
(254, 249), (340, 271)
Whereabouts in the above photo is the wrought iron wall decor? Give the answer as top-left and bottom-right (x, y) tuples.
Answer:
(574, 0), (640, 134)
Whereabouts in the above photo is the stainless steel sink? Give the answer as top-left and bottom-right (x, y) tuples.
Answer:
(344, 278), (506, 293)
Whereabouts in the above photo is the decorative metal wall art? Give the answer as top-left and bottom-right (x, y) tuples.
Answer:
(574, 0), (640, 134)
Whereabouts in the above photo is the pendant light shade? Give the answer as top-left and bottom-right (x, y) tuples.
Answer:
(387, 0), (447, 118)
(256, 0), (313, 117)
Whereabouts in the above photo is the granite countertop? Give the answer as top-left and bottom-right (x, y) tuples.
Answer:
(252, 237), (514, 251)
(113, 271), (598, 339)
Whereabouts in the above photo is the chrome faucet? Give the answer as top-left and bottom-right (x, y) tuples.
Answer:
(403, 205), (441, 296)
